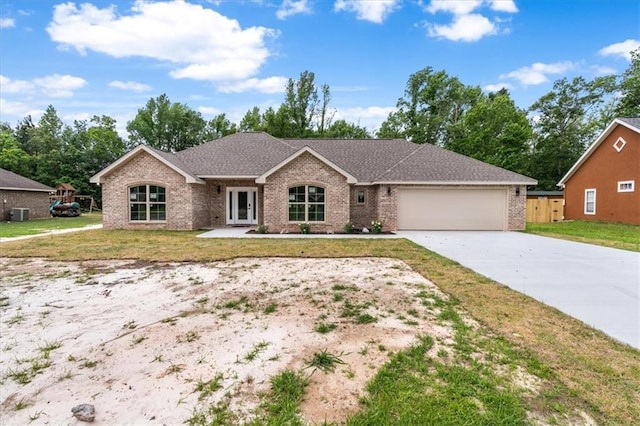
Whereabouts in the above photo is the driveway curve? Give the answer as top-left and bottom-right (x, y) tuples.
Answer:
(399, 231), (640, 349)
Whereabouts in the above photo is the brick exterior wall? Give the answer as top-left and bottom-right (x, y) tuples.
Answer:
(100, 152), (205, 230)
(508, 185), (527, 231)
(349, 186), (378, 229)
(263, 152), (350, 233)
(0, 190), (52, 221)
(376, 185), (397, 232)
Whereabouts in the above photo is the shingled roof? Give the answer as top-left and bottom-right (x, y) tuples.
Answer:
(0, 168), (54, 192)
(94, 132), (537, 185)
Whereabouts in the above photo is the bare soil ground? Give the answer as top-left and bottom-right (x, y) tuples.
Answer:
(0, 257), (456, 425)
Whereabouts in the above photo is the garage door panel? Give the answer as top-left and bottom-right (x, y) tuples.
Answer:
(398, 188), (507, 230)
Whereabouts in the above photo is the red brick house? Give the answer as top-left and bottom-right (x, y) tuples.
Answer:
(558, 117), (639, 224)
(91, 133), (536, 232)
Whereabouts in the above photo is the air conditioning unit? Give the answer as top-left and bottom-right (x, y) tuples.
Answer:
(11, 208), (30, 221)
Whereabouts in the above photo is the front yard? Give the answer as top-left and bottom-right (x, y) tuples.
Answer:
(0, 212), (103, 238)
(1, 231), (638, 425)
(525, 220), (640, 252)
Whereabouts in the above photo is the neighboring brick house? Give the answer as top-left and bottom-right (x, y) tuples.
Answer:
(0, 168), (55, 220)
(91, 133), (536, 232)
(559, 117), (640, 225)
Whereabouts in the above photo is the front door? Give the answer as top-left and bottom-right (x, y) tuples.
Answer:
(227, 187), (258, 225)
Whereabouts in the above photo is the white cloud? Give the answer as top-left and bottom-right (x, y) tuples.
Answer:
(489, 0), (518, 13)
(500, 61), (576, 86)
(0, 75), (35, 93)
(424, 0), (516, 42)
(1, 74), (86, 97)
(0, 18), (15, 28)
(590, 65), (617, 76)
(46, 1), (279, 85)
(276, 0), (311, 20)
(428, 13), (496, 42)
(334, 0), (400, 24)
(426, 0), (482, 15)
(32, 74), (87, 98)
(108, 80), (152, 92)
(483, 82), (513, 92)
(334, 106), (396, 131)
(217, 76), (288, 94)
(598, 39), (640, 61)
(0, 98), (43, 120)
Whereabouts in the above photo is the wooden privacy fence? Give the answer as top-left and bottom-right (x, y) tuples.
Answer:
(526, 198), (564, 223)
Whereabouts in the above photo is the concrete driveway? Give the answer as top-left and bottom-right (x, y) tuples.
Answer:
(398, 231), (640, 349)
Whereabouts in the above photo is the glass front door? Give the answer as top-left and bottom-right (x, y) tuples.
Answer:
(227, 187), (258, 225)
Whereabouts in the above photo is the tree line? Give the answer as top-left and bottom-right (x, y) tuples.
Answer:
(1, 50), (638, 202)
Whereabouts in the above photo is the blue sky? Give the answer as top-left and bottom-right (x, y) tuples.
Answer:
(1, 0), (638, 137)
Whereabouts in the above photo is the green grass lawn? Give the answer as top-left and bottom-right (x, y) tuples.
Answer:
(2, 231), (639, 425)
(525, 220), (640, 252)
(0, 212), (102, 238)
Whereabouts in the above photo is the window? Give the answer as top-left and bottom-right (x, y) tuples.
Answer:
(584, 189), (596, 215)
(130, 185), (166, 221)
(356, 189), (366, 204)
(618, 180), (635, 192)
(613, 137), (627, 152)
(288, 185), (325, 222)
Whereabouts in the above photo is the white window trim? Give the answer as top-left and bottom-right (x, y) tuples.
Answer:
(584, 188), (596, 215)
(288, 185), (326, 223)
(129, 184), (167, 222)
(613, 137), (627, 152)
(618, 180), (635, 193)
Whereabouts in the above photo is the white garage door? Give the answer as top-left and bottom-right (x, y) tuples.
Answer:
(397, 187), (507, 230)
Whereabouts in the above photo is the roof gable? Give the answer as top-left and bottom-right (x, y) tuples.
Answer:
(255, 147), (357, 184)
(0, 168), (54, 192)
(558, 118), (640, 186)
(90, 145), (203, 184)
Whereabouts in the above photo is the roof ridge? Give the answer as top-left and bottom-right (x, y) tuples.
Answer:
(373, 142), (426, 181)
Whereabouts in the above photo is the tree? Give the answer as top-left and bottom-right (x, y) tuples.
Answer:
(283, 70), (319, 137)
(0, 128), (31, 176)
(528, 76), (617, 189)
(126, 94), (207, 152)
(239, 106), (264, 132)
(205, 114), (237, 140)
(378, 67), (482, 145)
(614, 48), (640, 117)
(445, 90), (532, 174)
(325, 120), (371, 138)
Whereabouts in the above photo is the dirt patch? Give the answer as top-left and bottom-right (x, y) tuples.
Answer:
(0, 257), (452, 424)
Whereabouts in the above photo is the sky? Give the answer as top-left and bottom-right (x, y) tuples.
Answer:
(1, 0), (638, 137)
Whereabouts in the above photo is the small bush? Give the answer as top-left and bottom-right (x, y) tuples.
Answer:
(371, 220), (384, 234)
(344, 222), (354, 233)
(256, 224), (268, 234)
(299, 223), (311, 234)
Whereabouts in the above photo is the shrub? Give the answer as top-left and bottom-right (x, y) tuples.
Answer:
(344, 222), (354, 233)
(371, 220), (384, 234)
(256, 224), (268, 234)
(299, 223), (311, 234)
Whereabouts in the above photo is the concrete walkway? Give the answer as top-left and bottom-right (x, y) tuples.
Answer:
(398, 231), (640, 349)
(196, 227), (401, 239)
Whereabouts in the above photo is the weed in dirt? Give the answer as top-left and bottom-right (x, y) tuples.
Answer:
(57, 369), (74, 381)
(161, 317), (178, 326)
(244, 341), (270, 362)
(0, 296), (10, 307)
(152, 354), (164, 363)
(67, 354), (77, 362)
(246, 370), (309, 426)
(222, 296), (249, 310)
(332, 293), (344, 302)
(407, 309), (419, 317)
(28, 410), (43, 422)
(263, 303), (277, 314)
(15, 398), (30, 410)
(5, 313), (24, 325)
(315, 322), (337, 334)
(165, 363), (185, 375)
(355, 313), (377, 324)
(123, 320), (137, 330)
(132, 335), (147, 345)
(185, 396), (237, 426)
(194, 373), (224, 401)
(185, 330), (200, 343)
(38, 340), (62, 356)
(80, 359), (97, 369)
(304, 349), (347, 374)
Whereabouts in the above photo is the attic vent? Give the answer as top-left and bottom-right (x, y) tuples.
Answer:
(613, 137), (627, 152)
